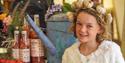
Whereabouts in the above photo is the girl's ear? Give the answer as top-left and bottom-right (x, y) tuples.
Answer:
(98, 26), (104, 34)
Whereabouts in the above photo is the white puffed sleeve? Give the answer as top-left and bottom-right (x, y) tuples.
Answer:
(112, 43), (125, 63)
(62, 50), (69, 63)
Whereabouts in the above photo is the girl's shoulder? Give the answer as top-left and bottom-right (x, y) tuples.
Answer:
(64, 42), (79, 53)
(98, 40), (121, 53)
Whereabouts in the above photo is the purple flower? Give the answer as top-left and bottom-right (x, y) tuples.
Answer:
(45, 4), (63, 20)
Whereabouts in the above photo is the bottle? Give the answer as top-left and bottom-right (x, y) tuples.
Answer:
(12, 26), (20, 59)
(23, 17), (30, 37)
(34, 14), (40, 27)
(30, 14), (45, 63)
(19, 30), (30, 63)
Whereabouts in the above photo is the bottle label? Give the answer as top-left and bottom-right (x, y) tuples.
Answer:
(12, 49), (19, 59)
(20, 49), (30, 62)
(30, 39), (44, 57)
(22, 31), (29, 46)
(14, 31), (19, 46)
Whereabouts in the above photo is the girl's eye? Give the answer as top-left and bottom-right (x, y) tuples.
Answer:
(87, 25), (93, 28)
(76, 21), (82, 26)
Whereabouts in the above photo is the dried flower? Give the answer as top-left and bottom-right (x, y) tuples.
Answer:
(45, 4), (63, 21)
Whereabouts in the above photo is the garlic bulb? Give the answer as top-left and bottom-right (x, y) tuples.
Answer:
(96, 5), (106, 14)
(66, 12), (74, 22)
(107, 13), (113, 24)
(76, 1), (83, 9)
(72, 1), (78, 9)
(83, 0), (94, 8)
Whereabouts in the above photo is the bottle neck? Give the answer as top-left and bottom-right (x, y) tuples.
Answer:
(29, 28), (38, 39)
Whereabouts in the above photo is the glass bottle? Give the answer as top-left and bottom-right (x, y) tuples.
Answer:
(12, 26), (20, 59)
(19, 30), (30, 63)
(30, 14), (45, 63)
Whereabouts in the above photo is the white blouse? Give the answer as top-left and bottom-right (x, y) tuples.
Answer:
(62, 40), (125, 63)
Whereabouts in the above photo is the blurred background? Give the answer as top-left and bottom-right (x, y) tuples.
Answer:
(0, 0), (124, 63)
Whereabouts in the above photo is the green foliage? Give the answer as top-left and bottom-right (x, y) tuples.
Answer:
(8, 11), (23, 38)
(7, 25), (14, 38)
(62, 3), (73, 13)
(0, 48), (15, 60)
(11, 11), (23, 26)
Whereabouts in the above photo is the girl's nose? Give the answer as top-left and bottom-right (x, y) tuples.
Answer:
(80, 26), (87, 33)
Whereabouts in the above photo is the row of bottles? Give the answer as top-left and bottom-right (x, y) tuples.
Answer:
(12, 15), (45, 63)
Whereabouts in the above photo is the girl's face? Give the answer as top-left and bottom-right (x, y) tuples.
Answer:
(76, 12), (101, 43)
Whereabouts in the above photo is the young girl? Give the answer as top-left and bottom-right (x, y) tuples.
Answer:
(62, 2), (125, 63)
